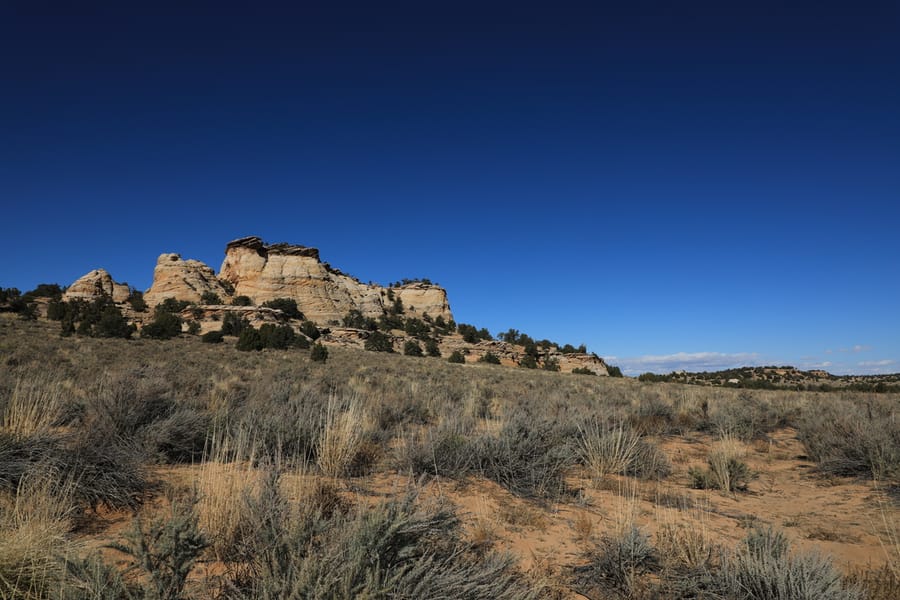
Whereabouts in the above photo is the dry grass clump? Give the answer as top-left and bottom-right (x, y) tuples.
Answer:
(577, 420), (671, 482)
(689, 434), (752, 493)
(1, 377), (70, 439)
(0, 474), (79, 599)
(316, 394), (375, 478)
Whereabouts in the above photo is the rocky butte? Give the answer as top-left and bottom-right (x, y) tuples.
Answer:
(68, 236), (453, 326)
(62, 236), (609, 375)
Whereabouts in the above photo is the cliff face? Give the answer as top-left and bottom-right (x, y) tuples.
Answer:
(219, 236), (452, 324)
(143, 253), (232, 308)
(63, 269), (130, 303)
(64, 236), (453, 326)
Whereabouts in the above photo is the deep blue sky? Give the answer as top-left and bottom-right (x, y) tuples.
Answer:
(2, 1), (898, 374)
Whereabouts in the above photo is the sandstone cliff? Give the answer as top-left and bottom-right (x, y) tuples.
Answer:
(62, 236), (453, 326)
(218, 236), (452, 324)
(63, 269), (130, 303)
(144, 253), (232, 308)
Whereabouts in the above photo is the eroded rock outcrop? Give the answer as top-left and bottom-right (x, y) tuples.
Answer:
(62, 269), (130, 303)
(219, 236), (452, 324)
(144, 253), (232, 308)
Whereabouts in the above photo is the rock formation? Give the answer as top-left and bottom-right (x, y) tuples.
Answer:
(143, 253), (232, 308)
(62, 236), (454, 326)
(219, 236), (452, 324)
(62, 269), (130, 303)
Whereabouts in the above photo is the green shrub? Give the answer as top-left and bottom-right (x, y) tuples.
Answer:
(519, 355), (538, 369)
(141, 312), (182, 340)
(310, 343), (329, 362)
(364, 331), (394, 353)
(220, 312), (248, 336)
(200, 291), (222, 305)
(607, 365), (624, 377)
(403, 340), (424, 357)
(201, 330), (224, 344)
(300, 320), (321, 340)
(262, 298), (303, 319)
(236, 327), (264, 351)
(232, 295), (252, 306)
(342, 309), (377, 330)
(258, 323), (296, 349)
(425, 339), (441, 357)
(448, 350), (466, 364)
(156, 298), (191, 314)
(571, 367), (595, 375)
(478, 352), (501, 365)
(93, 305), (135, 339)
(108, 496), (208, 600)
(46, 299), (66, 321)
(542, 358), (560, 371)
(128, 289), (148, 312)
(186, 320), (201, 335)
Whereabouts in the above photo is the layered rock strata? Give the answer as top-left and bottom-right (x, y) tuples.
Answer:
(62, 269), (130, 303)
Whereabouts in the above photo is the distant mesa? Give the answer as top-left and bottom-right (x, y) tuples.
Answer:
(66, 236), (453, 325)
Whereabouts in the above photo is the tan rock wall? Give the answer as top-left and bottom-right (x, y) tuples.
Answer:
(63, 269), (130, 303)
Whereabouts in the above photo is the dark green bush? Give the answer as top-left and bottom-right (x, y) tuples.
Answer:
(258, 323), (296, 349)
(221, 312), (249, 336)
(93, 305), (135, 339)
(262, 298), (303, 319)
(201, 330), (224, 344)
(607, 365), (624, 377)
(128, 289), (148, 312)
(342, 309), (377, 330)
(478, 352), (501, 365)
(156, 298), (191, 314)
(448, 350), (466, 364)
(571, 367), (595, 375)
(519, 355), (538, 369)
(542, 358), (560, 372)
(310, 343), (329, 362)
(141, 312), (182, 340)
(200, 291), (222, 305)
(425, 339), (441, 357)
(364, 331), (394, 353)
(300, 320), (321, 340)
(403, 340), (424, 357)
(236, 327), (264, 351)
(232, 295), (252, 306)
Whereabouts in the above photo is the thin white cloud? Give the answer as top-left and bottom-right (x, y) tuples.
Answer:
(858, 359), (894, 367)
(615, 351), (762, 375)
(835, 344), (873, 353)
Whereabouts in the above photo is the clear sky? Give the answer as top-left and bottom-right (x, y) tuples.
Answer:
(2, 2), (898, 375)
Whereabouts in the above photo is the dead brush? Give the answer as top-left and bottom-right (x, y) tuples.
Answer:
(316, 394), (368, 478)
(0, 473), (79, 599)
(2, 377), (69, 438)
